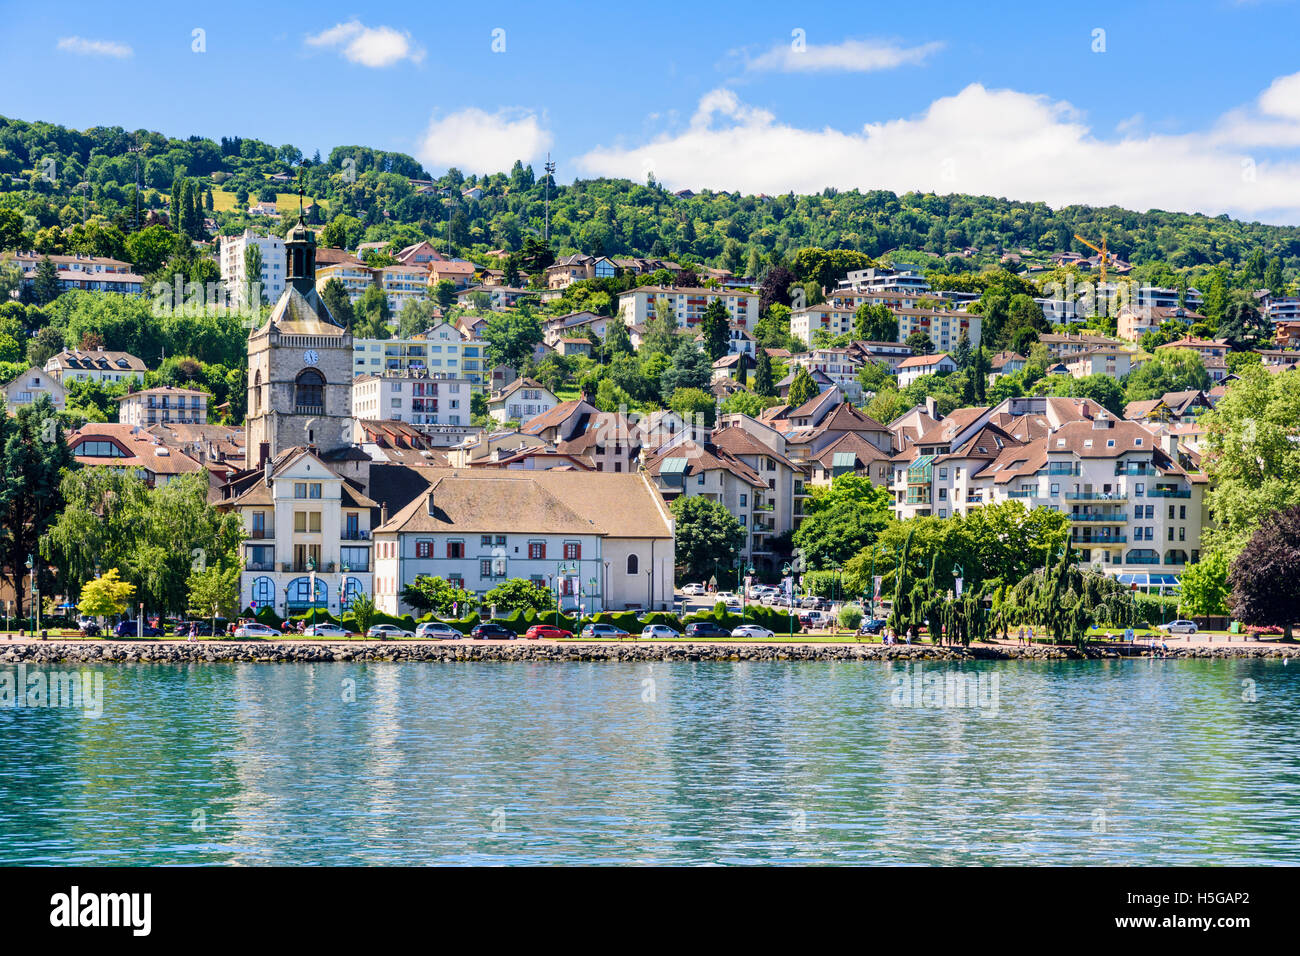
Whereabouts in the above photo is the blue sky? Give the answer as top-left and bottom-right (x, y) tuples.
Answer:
(5, 0), (1300, 220)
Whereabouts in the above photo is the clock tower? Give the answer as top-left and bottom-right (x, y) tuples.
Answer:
(244, 215), (354, 468)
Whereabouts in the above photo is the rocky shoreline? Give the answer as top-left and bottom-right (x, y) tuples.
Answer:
(2, 639), (1297, 664)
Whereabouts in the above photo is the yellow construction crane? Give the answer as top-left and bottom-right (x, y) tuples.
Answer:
(1073, 233), (1110, 285)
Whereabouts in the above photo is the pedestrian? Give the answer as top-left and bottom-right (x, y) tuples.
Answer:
(1018, 625), (1025, 646)
(905, 626), (913, 645)
(1027, 625), (1035, 644)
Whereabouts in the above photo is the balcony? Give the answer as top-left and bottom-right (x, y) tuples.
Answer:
(282, 561), (336, 573)
(1007, 490), (1038, 499)
(1148, 488), (1191, 499)
(1073, 534), (1126, 545)
(1116, 464), (1157, 476)
(341, 529), (371, 541)
(1125, 554), (1161, 566)
(1069, 512), (1127, 523)
(1065, 491), (1127, 501)
(248, 527), (274, 539)
(244, 561), (275, 572)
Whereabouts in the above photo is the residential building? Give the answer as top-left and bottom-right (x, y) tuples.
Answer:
(116, 386), (209, 426)
(789, 305), (855, 344)
(896, 352), (958, 387)
(371, 470), (674, 614)
(428, 260), (477, 289)
(1117, 305), (1207, 342)
(352, 322), (488, 388)
(377, 263), (432, 314)
(315, 260), (375, 302)
(2, 367), (66, 414)
(892, 309), (982, 352)
(1063, 347), (1134, 379)
(785, 348), (863, 401)
(220, 230), (286, 307)
(487, 378), (558, 424)
(67, 422), (205, 486)
(351, 371), (474, 429)
(5, 251), (144, 295)
(44, 349), (147, 385)
(618, 286), (759, 330)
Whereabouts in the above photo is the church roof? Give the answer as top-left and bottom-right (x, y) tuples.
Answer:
(256, 285), (346, 337)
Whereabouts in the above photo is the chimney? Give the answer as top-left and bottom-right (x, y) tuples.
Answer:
(263, 459), (273, 486)
(426, 490), (436, 516)
(925, 396), (938, 420)
(381, 501), (390, 525)
(1163, 433), (1180, 459)
(258, 441), (270, 468)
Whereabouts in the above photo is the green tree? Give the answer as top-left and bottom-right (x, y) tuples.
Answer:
(699, 298), (731, 361)
(792, 475), (894, 568)
(1124, 348), (1210, 403)
(1177, 553), (1230, 618)
(753, 347), (776, 397)
(187, 565), (241, 622)
(659, 340), (712, 396)
(319, 277), (355, 327)
(433, 279), (456, 310)
(401, 575), (478, 616)
(667, 387), (715, 427)
(670, 496), (745, 584)
(854, 303), (897, 342)
(32, 256), (61, 305)
(786, 366), (819, 407)
(0, 396), (73, 618)
(483, 577), (556, 614)
(905, 331), (935, 355)
(78, 568), (135, 619)
(483, 310), (543, 372)
(351, 592), (378, 635)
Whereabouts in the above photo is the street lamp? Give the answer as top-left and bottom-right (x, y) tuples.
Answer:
(781, 562), (793, 639)
(339, 563), (350, 620)
(556, 561), (576, 626)
(307, 555), (318, 625)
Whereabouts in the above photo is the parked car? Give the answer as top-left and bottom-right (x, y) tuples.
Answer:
(302, 623), (350, 638)
(416, 621), (462, 640)
(233, 622), (280, 638)
(724, 604), (744, 615)
(732, 624), (774, 639)
(684, 621), (733, 638)
(525, 624), (573, 640)
(471, 622), (515, 640)
(580, 623), (630, 639)
(114, 619), (163, 637)
(713, 592), (737, 604)
(641, 624), (680, 639)
(366, 624), (414, 639)
(680, 583), (706, 596)
(858, 618), (887, 635)
(1157, 620), (1199, 635)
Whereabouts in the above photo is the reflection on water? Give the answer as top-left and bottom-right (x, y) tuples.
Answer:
(0, 659), (1296, 865)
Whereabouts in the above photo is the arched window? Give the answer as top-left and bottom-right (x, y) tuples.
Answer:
(287, 576), (328, 608)
(251, 576), (275, 609)
(253, 370), (262, 415)
(626, 554), (639, 575)
(295, 368), (325, 409)
(341, 577), (364, 611)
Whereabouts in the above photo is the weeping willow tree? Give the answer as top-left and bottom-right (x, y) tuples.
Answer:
(886, 526), (917, 633)
(1008, 545), (1138, 647)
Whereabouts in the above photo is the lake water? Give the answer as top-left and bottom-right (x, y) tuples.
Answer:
(1, 659), (1297, 865)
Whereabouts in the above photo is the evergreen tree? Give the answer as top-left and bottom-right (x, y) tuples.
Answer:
(31, 256), (61, 305)
(787, 366), (819, 407)
(700, 298), (731, 361)
(320, 277), (355, 327)
(754, 347), (776, 397)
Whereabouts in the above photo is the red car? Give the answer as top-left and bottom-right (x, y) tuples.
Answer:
(525, 624), (573, 640)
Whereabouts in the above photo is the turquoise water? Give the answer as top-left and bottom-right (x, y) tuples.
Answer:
(1, 659), (1297, 865)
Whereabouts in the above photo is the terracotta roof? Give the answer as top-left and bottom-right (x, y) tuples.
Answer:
(68, 423), (204, 476)
(896, 352), (954, 370)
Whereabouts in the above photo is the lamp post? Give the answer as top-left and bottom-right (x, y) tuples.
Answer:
(26, 553), (40, 638)
(339, 563), (349, 619)
(782, 562), (793, 639)
(603, 560), (610, 614)
(556, 561), (576, 627)
(307, 555), (317, 625)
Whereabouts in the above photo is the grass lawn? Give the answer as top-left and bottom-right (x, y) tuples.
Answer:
(210, 187), (329, 216)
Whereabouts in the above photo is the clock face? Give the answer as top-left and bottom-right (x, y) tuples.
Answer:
(303, 349), (319, 366)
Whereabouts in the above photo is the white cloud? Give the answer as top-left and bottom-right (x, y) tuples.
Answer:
(748, 37), (943, 73)
(418, 108), (553, 173)
(305, 21), (423, 68)
(574, 78), (1300, 223)
(56, 36), (132, 58)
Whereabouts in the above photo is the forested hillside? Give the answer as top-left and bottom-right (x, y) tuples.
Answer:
(3, 113), (1300, 291)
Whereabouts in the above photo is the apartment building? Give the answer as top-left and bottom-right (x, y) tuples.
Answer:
(833, 267), (931, 297)
(889, 397), (1206, 588)
(618, 286), (760, 329)
(789, 305), (855, 344)
(893, 309), (982, 352)
(1117, 305), (1207, 342)
(1038, 332), (1128, 359)
(1063, 347), (1134, 379)
(219, 230), (286, 306)
(6, 251), (145, 296)
(44, 349), (147, 385)
(428, 260), (476, 289)
(115, 386), (208, 426)
(352, 322), (488, 388)
(316, 260), (375, 302)
(351, 372), (474, 428)
(224, 447), (376, 617)
(377, 264), (432, 314)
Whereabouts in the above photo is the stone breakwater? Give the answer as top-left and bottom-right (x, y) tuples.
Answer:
(2, 640), (1298, 664)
